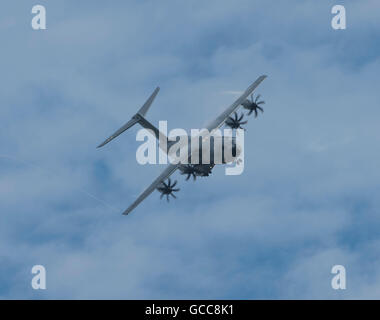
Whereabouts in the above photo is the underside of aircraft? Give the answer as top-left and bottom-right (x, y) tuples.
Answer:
(97, 75), (267, 215)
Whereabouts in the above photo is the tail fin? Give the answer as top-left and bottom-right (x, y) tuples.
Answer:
(97, 87), (160, 148)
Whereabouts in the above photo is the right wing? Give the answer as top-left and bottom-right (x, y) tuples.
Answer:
(122, 163), (179, 215)
(205, 75), (267, 132)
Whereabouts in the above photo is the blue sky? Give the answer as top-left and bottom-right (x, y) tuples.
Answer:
(1, 0), (380, 299)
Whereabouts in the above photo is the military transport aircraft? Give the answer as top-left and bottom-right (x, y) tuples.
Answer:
(97, 75), (267, 215)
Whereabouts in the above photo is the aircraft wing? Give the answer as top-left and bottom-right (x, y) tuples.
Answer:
(122, 163), (180, 215)
(205, 75), (267, 132)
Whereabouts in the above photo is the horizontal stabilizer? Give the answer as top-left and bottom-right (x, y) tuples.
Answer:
(97, 118), (138, 148)
(96, 87), (160, 148)
(138, 87), (160, 116)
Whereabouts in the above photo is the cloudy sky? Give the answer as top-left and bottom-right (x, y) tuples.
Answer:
(1, 0), (380, 299)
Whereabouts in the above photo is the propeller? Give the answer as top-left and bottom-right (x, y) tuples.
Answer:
(241, 94), (265, 117)
(225, 112), (247, 129)
(179, 165), (197, 181)
(194, 164), (213, 177)
(179, 164), (214, 181)
(156, 178), (180, 202)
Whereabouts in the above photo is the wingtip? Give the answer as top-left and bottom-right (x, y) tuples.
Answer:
(97, 136), (114, 149)
(96, 142), (106, 149)
(122, 206), (133, 215)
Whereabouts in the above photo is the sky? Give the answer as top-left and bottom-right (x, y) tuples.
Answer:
(0, 0), (380, 299)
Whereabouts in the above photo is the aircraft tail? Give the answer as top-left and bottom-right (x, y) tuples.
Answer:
(97, 87), (165, 148)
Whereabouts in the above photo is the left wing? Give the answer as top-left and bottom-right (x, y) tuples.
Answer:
(205, 75), (267, 132)
(122, 163), (179, 215)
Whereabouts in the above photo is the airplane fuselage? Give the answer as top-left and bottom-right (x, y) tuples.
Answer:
(167, 135), (241, 165)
